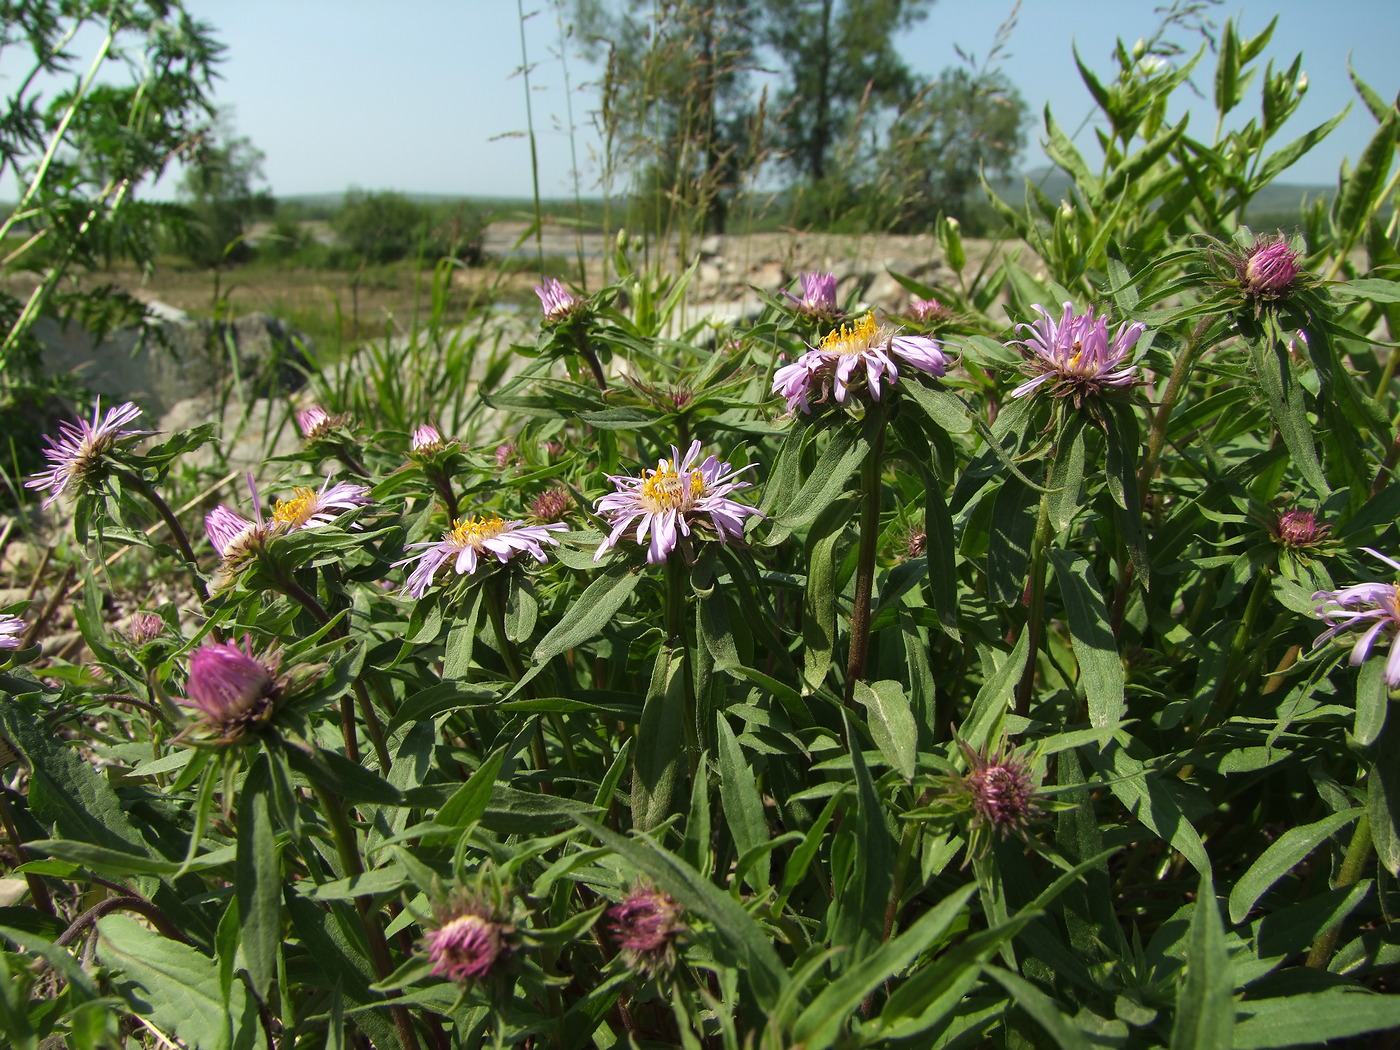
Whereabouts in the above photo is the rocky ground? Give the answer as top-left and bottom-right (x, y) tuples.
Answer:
(480, 221), (1014, 321)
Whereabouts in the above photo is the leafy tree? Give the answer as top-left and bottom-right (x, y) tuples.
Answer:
(761, 0), (936, 183)
(0, 0), (221, 423)
(176, 117), (275, 268)
(333, 190), (430, 265)
(573, 0), (760, 234)
(878, 66), (1027, 232)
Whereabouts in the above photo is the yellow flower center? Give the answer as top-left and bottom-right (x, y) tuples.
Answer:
(272, 488), (318, 527)
(641, 468), (704, 513)
(819, 311), (881, 354)
(449, 516), (507, 548)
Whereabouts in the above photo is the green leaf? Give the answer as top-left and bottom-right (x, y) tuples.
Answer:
(631, 644), (688, 833)
(1047, 415), (1087, 532)
(852, 680), (917, 780)
(829, 712), (895, 968)
(436, 745), (506, 827)
(283, 745), (404, 805)
(803, 500), (848, 691)
(716, 714), (770, 890)
(1354, 650), (1389, 745)
(1234, 989), (1400, 1048)
(791, 885), (977, 1050)
(530, 561), (639, 667)
(235, 757), (281, 998)
(962, 631), (1030, 752)
(1214, 19), (1241, 116)
(984, 967), (1091, 1050)
(767, 423), (867, 544)
(1333, 110), (1398, 238)
(1246, 327), (1328, 495)
(1228, 809), (1361, 924)
(0, 697), (151, 858)
(1170, 872), (1234, 1050)
(1049, 549), (1126, 729)
(97, 915), (265, 1050)
(1093, 743), (1211, 876)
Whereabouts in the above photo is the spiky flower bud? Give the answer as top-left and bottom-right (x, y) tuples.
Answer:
(126, 613), (164, 645)
(529, 487), (572, 522)
(1242, 238), (1302, 296)
(609, 885), (684, 973)
(424, 906), (509, 983)
(179, 638), (281, 742)
(1272, 508), (1330, 550)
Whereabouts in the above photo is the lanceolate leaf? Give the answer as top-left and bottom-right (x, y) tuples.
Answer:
(1049, 549), (1126, 728)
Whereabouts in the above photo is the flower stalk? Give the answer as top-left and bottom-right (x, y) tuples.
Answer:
(844, 413), (887, 706)
(1306, 812), (1373, 970)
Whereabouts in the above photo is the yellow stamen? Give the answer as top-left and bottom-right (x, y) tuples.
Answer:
(272, 487), (318, 526)
(819, 311), (880, 353)
(641, 468), (703, 512)
(449, 516), (507, 548)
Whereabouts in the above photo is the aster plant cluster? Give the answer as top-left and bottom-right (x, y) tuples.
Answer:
(9, 15), (1400, 1050)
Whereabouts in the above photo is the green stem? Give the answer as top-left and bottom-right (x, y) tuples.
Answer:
(1306, 813), (1373, 970)
(484, 577), (557, 789)
(665, 557), (699, 773)
(308, 778), (421, 1050)
(1203, 565), (1273, 730)
(119, 470), (201, 594)
(1014, 492), (1054, 717)
(578, 331), (608, 391)
(1138, 316), (1213, 505)
(844, 417), (887, 707)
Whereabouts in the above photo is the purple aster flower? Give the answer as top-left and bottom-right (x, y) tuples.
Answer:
(1240, 237), (1302, 297)
(535, 277), (582, 323)
(411, 423), (444, 454)
(25, 399), (149, 509)
(179, 637), (282, 740)
(269, 477), (372, 531)
(908, 296), (952, 324)
(295, 405), (352, 441)
(1007, 302), (1144, 406)
(0, 614), (26, 650)
(609, 885), (684, 973)
(396, 515), (567, 598)
(594, 440), (758, 564)
(772, 311), (949, 413)
(782, 270), (839, 319)
(424, 907), (508, 983)
(1312, 549), (1400, 686)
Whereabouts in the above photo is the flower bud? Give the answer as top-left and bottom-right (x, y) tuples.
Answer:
(126, 612), (164, 645)
(609, 885), (684, 972)
(180, 638), (281, 740)
(424, 907), (508, 983)
(411, 423), (444, 455)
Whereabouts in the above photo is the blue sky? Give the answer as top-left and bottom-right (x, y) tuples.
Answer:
(7, 1), (1399, 200)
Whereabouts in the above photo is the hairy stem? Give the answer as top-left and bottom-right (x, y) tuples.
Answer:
(844, 418), (887, 706)
(1306, 813), (1373, 970)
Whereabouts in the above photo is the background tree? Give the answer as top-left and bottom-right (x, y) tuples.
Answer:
(761, 0), (936, 184)
(878, 65), (1027, 232)
(175, 117), (275, 268)
(574, 0), (760, 235)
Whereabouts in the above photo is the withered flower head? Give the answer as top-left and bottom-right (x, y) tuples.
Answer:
(609, 884), (684, 973)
